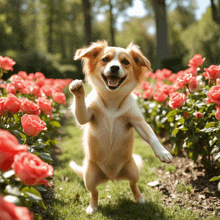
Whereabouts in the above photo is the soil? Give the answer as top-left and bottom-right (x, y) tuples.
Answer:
(151, 141), (220, 219)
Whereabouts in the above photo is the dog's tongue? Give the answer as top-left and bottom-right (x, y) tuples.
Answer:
(107, 76), (120, 87)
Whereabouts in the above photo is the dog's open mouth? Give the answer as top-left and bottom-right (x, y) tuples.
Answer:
(102, 74), (126, 90)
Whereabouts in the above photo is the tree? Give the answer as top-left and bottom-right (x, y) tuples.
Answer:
(210, 0), (220, 25)
(82, 0), (92, 45)
(93, 0), (133, 46)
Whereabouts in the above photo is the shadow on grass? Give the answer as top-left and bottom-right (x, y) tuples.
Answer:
(99, 198), (168, 220)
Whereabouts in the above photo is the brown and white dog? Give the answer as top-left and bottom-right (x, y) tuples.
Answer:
(69, 41), (172, 214)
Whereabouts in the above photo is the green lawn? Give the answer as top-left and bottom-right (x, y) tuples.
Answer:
(46, 86), (216, 220)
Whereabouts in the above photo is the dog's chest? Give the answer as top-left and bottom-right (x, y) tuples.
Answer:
(88, 108), (132, 148)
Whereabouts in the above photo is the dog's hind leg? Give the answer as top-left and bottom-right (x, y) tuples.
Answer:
(84, 161), (108, 214)
(118, 154), (145, 204)
(69, 161), (84, 178)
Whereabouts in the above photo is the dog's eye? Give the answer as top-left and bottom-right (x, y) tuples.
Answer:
(121, 59), (130, 65)
(102, 57), (110, 63)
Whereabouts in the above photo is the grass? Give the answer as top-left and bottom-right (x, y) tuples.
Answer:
(45, 85), (218, 220)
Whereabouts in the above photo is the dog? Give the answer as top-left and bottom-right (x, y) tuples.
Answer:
(69, 40), (173, 214)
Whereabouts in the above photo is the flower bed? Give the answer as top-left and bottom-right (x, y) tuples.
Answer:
(0, 56), (72, 219)
(135, 54), (220, 182)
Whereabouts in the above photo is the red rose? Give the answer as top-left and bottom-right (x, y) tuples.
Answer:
(0, 97), (6, 116)
(195, 112), (204, 118)
(52, 91), (66, 105)
(215, 105), (220, 120)
(177, 73), (193, 86)
(40, 85), (53, 97)
(21, 114), (47, 136)
(0, 130), (28, 171)
(0, 56), (16, 71)
(142, 86), (154, 100)
(188, 54), (205, 68)
(141, 81), (151, 90)
(31, 85), (41, 97)
(5, 83), (16, 95)
(203, 65), (220, 83)
(207, 85), (220, 104)
(13, 152), (53, 186)
(36, 97), (53, 118)
(184, 112), (189, 118)
(153, 90), (168, 103)
(17, 71), (28, 79)
(20, 98), (40, 115)
(168, 92), (186, 110)
(0, 195), (33, 220)
(4, 94), (21, 114)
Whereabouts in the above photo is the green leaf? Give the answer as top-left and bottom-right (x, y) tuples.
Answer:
(210, 176), (220, 182)
(39, 152), (53, 161)
(2, 170), (15, 179)
(166, 110), (177, 118)
(22, 187), (42, 202)
(50, 120), (61, 128)
(5, 185), (22, 196)
(19, 132), (26, 141)
(172, 128), (179, 137)
(33, 186), (47, 192)
(214, 152), (220, 161)
(34, 214), (43, 220)
(205, 122), (216, 128)
(31, 143), (47, 150)
(215, 131), (220, 139)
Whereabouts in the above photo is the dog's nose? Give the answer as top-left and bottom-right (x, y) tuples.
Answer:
(110, 65), (119, 74)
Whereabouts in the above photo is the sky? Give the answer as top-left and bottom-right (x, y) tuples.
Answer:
(116, 0), (211, 32)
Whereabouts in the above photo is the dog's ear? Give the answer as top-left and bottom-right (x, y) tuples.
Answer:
(126, 42), (152, 72)
(74, 40), (108, 60)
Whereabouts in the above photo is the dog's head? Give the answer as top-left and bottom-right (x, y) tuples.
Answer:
(74, 41), (151, 93)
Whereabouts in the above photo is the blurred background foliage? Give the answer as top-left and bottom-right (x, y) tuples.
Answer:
(0, 0), (220, 79)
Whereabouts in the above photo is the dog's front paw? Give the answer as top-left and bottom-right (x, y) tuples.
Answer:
(69, 79), (84, 98)
(135, 196), (145, 204)
(86, 205), (97, 214)
(156, 148), (173, 163)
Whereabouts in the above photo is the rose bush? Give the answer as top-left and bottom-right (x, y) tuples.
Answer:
(0, 56), (72, 219)
(135, 54), (220, 183)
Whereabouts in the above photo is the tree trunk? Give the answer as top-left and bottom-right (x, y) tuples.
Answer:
(210, 0), (220, 24)
(48, 0), (55, 53)
(82, 0), (92, 45)
(14, 0), (25, 50)
(151, 0), (171, 69)
(109, 0), (115, 46)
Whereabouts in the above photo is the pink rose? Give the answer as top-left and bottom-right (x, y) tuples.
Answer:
(168, 92), (187, 110)
(133, 90), (141, 97)
(52, 91), (66, 105)
(141, 81), (151, 90)
(0, 97), (6, 116)
(0, 195), (33, 220)
(207, 85), (220, 104)
(36, 97), (53, 118)
(153, 90), (168, 103)
(203, 65), (220, 83)
(0, 130), (28, 171)
(215, 105), (220, 120)
(21, 114), (47, 137)
(0, 56), (16, 71)
(142, 86), (154, 100)
(177, 73), (193, 86)
(13, 152), (53, 186)
(20, 98), (40, 115)
(5, 84), (16, 95)
(17, 71), (28, 79)
(4, 94), (21, 114)
(188, 54), (205, 68)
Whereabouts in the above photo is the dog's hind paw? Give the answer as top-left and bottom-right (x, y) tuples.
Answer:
(135, 196), (145, 204)
(86, 206), (97, 214)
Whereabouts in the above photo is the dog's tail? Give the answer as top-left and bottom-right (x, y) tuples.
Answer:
(69, 161), (84, 178)
(133, 154), (143, 172)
